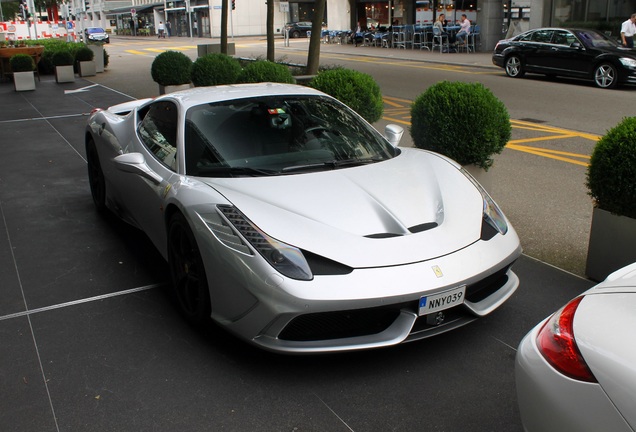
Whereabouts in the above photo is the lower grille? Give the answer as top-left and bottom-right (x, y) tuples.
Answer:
(278, 303), (410, 342)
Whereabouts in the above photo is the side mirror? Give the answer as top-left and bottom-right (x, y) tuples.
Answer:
(384, 124), (404, 148)
(570, 42), (583, 49)
(114, 153), (163, 184)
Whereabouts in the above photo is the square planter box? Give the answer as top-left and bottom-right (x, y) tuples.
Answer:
(79, 60), (96, 77)
(159, 83), (192, 95)
(586, 207), (636, 281)
(13, 71), (36, 91)
(88, 44), (104, 73)
(197, 43), (235, 57)
(55, 65), (75, 83)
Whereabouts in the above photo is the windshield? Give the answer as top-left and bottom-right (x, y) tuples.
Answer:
(184, 95), (397, 177)
(87, 28), (106, 34)
(575, 29), (619, 49)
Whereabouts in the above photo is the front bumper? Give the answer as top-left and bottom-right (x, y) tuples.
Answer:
(205, 227), (523, 354)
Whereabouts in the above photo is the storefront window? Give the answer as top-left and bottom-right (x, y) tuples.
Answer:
(551, 0), (629, 32)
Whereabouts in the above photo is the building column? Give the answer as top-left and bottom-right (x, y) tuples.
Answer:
(478, 0), (505, 51)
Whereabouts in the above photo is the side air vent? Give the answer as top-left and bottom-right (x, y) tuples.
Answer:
(197, 211), (253, 255)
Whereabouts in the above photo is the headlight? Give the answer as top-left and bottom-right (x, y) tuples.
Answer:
(460, 168), (508, 236)
(217, 205), (313, 281)
(619, 57), (636, 68)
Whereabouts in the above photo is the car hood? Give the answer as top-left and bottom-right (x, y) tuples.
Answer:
(592, 45), (636, 58)
(200, 148), (486, 268)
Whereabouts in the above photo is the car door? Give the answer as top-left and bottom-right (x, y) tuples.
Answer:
(115, 100), (181, 251)
(513, 29), (553, 72)
(524, 29), (556, 71)
(544, 30), (589, 77)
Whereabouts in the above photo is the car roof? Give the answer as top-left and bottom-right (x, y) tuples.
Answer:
(159, 83), (329, 110)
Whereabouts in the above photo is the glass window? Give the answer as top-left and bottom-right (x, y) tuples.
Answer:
(137, 101), (178, 171)
(184, 95), (398, 177)
(551, 30), (576, 45)
(530, 29), (553, 43)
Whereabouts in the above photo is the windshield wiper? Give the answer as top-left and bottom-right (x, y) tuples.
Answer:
(196, 166), (279, 177)
(281, 157), (385, 173)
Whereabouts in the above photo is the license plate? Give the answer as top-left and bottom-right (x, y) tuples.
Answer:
(419, 286), (466, 316)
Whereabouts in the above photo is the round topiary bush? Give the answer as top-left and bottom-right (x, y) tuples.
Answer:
(9, 54), (35, 72)
(151, 50), (193, 86)
(586, 117), (636, 218)
(52, 50), (74, 66)
(410, 81), (511, 170)
(237, 60), (294, 84)
(191, 53), (241, 87)
(309, 68), (383, 124)
(75, 46), (95, 62)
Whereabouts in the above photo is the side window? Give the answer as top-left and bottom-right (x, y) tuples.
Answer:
(137, 101), (179, 171)
(531, 30), (553, 43)
(552, 30), (575, 46)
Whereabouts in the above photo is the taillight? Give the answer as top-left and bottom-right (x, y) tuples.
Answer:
(90, 108), (102, 115)
(536, 296), (597, 382)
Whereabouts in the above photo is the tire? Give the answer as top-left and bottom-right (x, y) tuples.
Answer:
(168, 212), (211, 324)
(86, 138), (107, 213)
(594, 63), (618, 89)
(504, 55), (525, 78)
(291, 30), (300, 38)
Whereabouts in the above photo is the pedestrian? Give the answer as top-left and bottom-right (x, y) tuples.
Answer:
(620, 13), (636, 48)
(158, 21), (165, 38)
(165, 21), (171, 37)
(353, 21), (363, 47)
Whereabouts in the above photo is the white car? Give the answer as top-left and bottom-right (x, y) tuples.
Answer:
(516, 262), (636, 431)
(85, 83), (522, 353)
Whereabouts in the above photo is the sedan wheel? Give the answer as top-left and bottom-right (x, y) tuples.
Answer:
(86, 139), (106, 212)
(505, 55), (525, 78)
(168, 213), (211, 324)
(594, 63), (618, 89)
(291, 30), (300, 38)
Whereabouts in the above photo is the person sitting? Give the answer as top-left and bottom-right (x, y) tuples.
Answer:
(434, 14), (455, 45)
(455, 14), (471, 46)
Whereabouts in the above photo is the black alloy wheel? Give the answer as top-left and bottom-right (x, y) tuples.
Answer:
(505, 55), (525, 78)
(594, 63), (618, 89)
(168, 212), (211, 324)
(86, 139), (107, 212)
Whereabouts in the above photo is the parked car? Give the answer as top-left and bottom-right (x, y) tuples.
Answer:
(492, 27), (636, 89)
(84, 27), (110, 43)
(516, 262), (636, 431)
(283, 21), (312, 38)
(85, 83), (522, 353)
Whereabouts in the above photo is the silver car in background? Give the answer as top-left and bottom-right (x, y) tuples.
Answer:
(516, 262), (636, 431)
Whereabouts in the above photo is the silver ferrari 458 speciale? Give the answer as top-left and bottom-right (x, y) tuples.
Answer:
(85, 83), (521, 353)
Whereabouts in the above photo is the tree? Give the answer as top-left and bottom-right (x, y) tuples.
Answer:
(306, 0), (326, 75)
(220, 0), (228, 54)
(266, 0), (274, 61)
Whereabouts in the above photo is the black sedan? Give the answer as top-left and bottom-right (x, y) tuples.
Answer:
(492, 28), (636, 89)
(284, 21), (312, 38)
